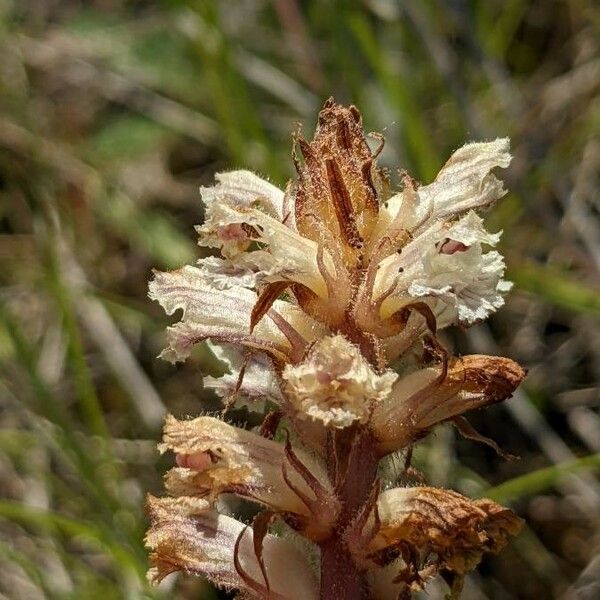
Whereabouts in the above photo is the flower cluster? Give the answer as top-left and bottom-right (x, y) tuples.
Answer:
(146, 100), (524, 600)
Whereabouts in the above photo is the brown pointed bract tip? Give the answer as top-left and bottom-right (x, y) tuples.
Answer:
(294, 101), (380, 261)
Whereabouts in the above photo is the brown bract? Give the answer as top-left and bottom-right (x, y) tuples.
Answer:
(287, 100), (402, 359)
(294, 100), (379, 257)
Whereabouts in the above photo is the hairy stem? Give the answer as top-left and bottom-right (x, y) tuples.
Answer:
(320, 429), (379, 600)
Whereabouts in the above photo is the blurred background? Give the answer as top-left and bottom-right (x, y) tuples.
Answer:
(0, 1), (599, 599)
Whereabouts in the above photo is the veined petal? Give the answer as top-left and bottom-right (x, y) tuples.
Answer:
(197, 202), (331, 297)
(282, 335), (397, 428)
(371, 220), (444, 314)
(364, 487), (522, 575)
(418, 250), (512, 329)
(366, 138), (509, 269)
(196, 256), (260, 290)
(371, 355), (525, 454)
(149, 266), (327, 363)
(374, 212), (510, 329)
(146, 495), (318, 599)
(160, 415), (338, 537)
(204, 343), (283, 410)
(200, 170), (285, 220)
(419, 138), (511, 220)
(364, 176), (431, 265)
(408, 212), (509, 327)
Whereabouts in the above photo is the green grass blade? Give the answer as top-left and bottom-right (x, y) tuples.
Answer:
(346, 11), (440, 179)
(0, 305), (141, 552)
(510, 263), (600, 315)
(481, 454), (600, 503)
(45, 243), (110, 440)
(0, 501), (145, 578)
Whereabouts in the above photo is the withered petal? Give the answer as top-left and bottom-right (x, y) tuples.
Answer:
(371, 354), (526, 454)
(294, 101), (380, 265)
(362, 486), (523, 576)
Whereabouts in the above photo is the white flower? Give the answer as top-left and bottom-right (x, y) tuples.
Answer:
(200, 169), (285, 220)
(160, 415), (340, 541)
(374, 210), (510, 329)
(407, 211), (510, 327)
(282, 335), (397, 428)
(146, 495), (319, 599)
(370, 354), (525, 454)
(418, 138), (511, 219)
(197, 200), (331, 297)
(148, 265), (327, 364)
(204, 343), (283, 411)
(159, 415), (333, 515)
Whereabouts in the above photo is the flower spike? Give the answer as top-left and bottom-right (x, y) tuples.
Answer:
(147, 100), (524, 599)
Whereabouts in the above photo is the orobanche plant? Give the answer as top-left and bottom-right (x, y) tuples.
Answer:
(146, 100), (525, 600)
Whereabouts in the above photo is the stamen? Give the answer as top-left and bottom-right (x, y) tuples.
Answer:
(233, 526), (273, 598)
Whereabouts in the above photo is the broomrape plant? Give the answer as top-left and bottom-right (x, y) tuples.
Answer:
(146, 100), (525, 600)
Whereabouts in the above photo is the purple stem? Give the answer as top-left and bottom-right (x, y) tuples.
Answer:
(319, 430), (379, 600)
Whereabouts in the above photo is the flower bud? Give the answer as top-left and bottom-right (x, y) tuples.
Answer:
(371, 355), (525, 454)
(282, 335), (397, 428)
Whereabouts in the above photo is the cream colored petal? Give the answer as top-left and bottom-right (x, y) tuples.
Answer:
(367, 138), (509, 270)
(200, 170), (285, 220)
(196, 256), (260, 290)
(407, 212), (510, 327)
(160, 415), (338, 533)
(374, 212), (510, 328)
(282, 335), (397, 428)
(204, 343), (283, 411)
(197, 202), (330, 297)
(366, 486), (522, 575)
(371, 138), (511, 318)
(419, 138), (511, 220)
(149, 266), (326, 363)
(364, 179), (432, 264)
(146, 495), (319, 599)
(372, 220), (444, 314)
(414, 252), (511, 329)
(367, 560), (412, 600)
(371, 355), (525, 454)
(440, 210), (501, 246)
